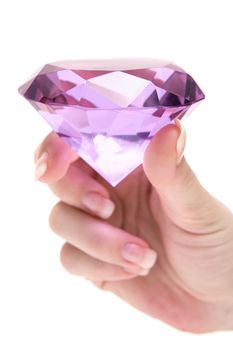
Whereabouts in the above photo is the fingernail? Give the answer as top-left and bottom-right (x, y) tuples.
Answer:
(81, 192), (115, 219)
(175, 119), (186, 165)
(122, 243), (157, 269)
(123, 266), (150, 276)
(34, 152), (48, 180)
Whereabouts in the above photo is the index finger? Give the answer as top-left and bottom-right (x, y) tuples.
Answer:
(34, 131), (79, 183)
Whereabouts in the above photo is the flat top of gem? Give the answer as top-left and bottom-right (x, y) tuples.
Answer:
(19, 58), (204, 109)
(46, 58), (174, 70)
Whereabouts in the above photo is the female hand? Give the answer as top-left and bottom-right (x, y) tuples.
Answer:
(34, 121), (233, 333)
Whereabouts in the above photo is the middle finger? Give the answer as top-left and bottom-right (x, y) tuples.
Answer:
(49, 201), (157, 270)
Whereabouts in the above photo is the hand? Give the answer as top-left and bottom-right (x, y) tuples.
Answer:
(34, 121), (233, 333)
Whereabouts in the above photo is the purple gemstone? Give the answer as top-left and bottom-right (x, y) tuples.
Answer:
(18, 59), (205, 186)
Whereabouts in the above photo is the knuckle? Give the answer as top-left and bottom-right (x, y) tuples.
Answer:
(48, 201), (65, 233)
(91, 280), (108, 291)
(179, 161), (196, 187)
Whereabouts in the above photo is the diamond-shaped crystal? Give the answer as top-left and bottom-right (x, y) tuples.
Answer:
(18, 59), (205, 186)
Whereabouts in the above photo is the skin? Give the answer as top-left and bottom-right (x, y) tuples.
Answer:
(34, 122), (233, 333)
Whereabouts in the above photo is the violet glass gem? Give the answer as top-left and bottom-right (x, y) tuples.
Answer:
(18, 59), (205, 186)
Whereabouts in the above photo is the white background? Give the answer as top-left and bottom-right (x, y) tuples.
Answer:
(0, 0), (233, 349)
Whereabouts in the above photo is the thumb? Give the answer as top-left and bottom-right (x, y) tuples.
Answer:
(143, 120), (228, 233)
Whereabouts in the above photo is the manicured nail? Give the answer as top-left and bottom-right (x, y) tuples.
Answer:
(175, 119), (186, 165)
(34, 152), (48, 180)
(122, 243), (157, 269)
(81, 192), (115, 219)
(124, 266), (150, 276)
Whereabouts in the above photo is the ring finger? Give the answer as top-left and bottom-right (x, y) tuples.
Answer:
(49, 202), (157, 271)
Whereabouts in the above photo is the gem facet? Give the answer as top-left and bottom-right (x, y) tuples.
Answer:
(18, 59), (205, 186)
